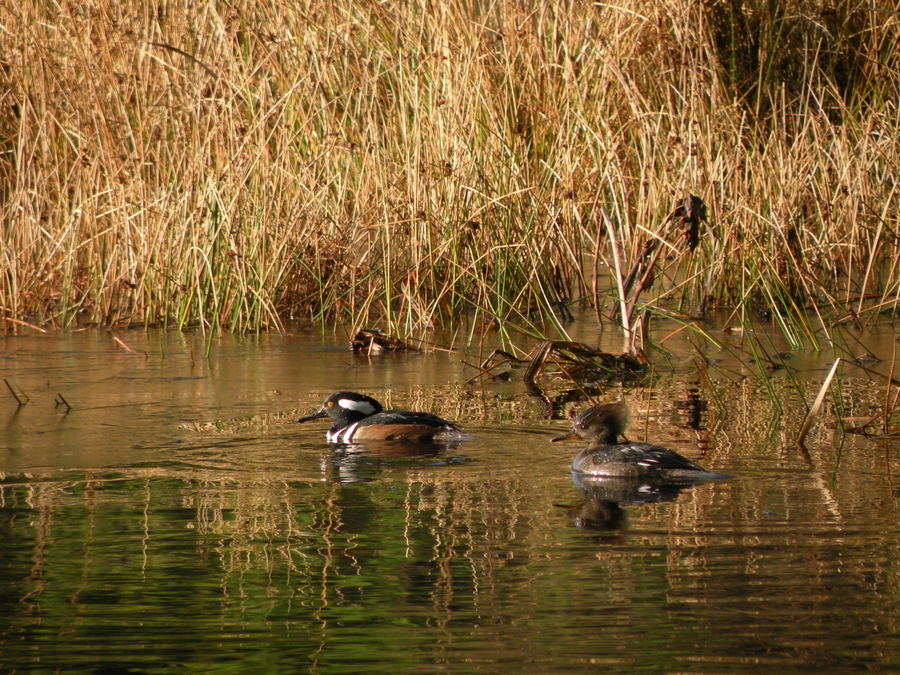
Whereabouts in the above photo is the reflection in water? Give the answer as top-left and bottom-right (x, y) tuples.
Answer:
(6, 460), (900, 674)
(569, 471), (711, 531)
(5, 328), (900, 673)
(322, 440), (470, 483)
(674, 385), (706, 431)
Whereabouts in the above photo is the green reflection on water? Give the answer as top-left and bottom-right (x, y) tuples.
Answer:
(3, 459), (900, 674)
(5, 328), (900, 673)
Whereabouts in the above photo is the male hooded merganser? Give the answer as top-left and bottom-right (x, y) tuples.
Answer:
(552, 402), (731, 481)
(297, 391), (462, 443)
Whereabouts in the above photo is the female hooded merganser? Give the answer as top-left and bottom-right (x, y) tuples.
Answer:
(552, 401), (730, 481)
(297, 391), (462, 443)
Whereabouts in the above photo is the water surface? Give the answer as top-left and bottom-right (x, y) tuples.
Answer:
(3, 322), (900, 673)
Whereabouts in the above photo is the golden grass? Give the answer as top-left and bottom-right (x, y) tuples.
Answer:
(1, 0), (898, 341)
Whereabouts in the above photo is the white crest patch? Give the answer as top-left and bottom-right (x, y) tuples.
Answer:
(339, 399), (376, 415)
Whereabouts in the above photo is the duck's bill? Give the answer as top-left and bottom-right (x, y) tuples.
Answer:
(551, 429), (579, 442)
(297, 409), (328, 424)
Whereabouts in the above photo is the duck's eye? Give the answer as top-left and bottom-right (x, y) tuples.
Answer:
(327, 401), (334, 407)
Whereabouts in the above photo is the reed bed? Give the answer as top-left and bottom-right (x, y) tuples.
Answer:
(1, 0), (898, 341)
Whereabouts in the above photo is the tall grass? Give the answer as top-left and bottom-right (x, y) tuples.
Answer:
(1, 0), (898, 339)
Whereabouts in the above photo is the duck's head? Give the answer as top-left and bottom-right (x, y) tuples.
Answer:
(551, 401), (629, 445)
(297, 391), (384, 425)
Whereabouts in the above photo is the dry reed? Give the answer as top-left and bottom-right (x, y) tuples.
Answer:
(1, 1), (898, 341)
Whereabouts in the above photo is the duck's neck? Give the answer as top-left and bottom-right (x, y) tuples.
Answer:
(594, 428), (619, 445)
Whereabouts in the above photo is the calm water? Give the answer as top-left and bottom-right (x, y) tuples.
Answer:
(3, 320), (900, 674)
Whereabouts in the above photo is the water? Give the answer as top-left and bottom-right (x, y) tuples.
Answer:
(3, 321), (900, 673)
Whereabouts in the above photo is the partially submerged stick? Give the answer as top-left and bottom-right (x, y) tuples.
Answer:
(4, 379), (25, 406)
(113, 336), (137, 353)
(2, 317), (47, 333)
(797, 357), (841, 446)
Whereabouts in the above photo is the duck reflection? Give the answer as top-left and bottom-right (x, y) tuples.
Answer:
(322, 440), (468, 484)
(570, 472), (707, 531)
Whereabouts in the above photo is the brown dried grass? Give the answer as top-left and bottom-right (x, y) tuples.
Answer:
(1, 1), (898, 341)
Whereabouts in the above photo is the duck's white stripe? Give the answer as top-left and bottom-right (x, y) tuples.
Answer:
(327, 422), (359, 443)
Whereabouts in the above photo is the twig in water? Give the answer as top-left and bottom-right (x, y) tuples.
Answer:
(2, 317), (48, 333)
(462, 360), (508, 384)
(797, 358), (841, 447)
(56, 393), (72, 410)
(4, 379), (25, 405)
(113, 336), (137, 353)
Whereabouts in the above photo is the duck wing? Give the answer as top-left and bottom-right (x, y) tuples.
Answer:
(612, 442), (708, 471)
(367, 410), (458, 429)
(586, 442), (708, 472)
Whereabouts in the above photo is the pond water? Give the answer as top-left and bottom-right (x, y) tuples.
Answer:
(3, 318), (900, 674)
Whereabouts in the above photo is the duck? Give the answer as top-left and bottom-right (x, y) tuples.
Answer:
(552, 401), (730, 481)
(297, 391), (462, 443)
